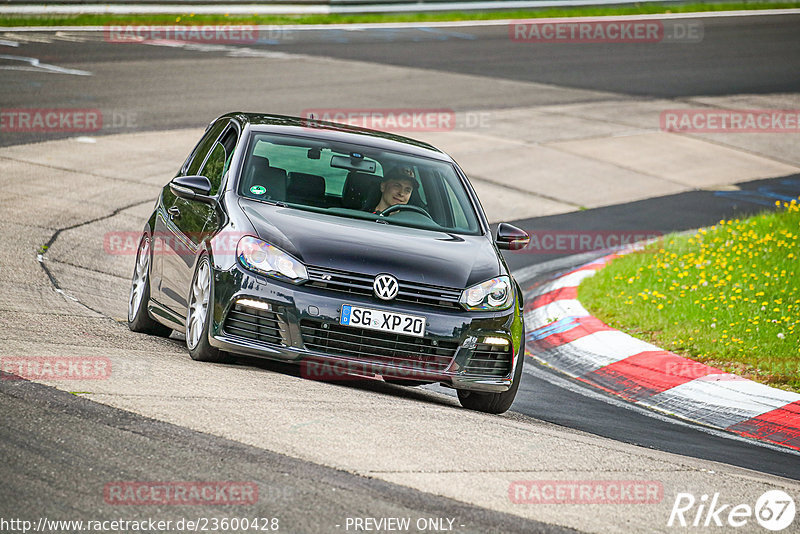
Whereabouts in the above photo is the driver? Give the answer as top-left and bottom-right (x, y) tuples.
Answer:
(372, 165), (417, 214)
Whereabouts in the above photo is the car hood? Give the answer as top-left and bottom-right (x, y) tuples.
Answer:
(239, 199), (501, 289)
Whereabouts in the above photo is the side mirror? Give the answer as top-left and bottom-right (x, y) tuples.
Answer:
(170, 175), (213, 203)
(495, 223), (530, 250)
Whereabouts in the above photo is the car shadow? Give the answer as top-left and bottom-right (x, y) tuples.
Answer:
(229, 353), (462, 409)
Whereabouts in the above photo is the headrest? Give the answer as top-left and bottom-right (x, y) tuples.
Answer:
(251, 154), (270, 167)
(287, 172), (325, 197)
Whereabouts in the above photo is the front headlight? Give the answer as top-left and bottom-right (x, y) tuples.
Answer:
(237, 236), (308, 284)
(460, 276), (514, 311)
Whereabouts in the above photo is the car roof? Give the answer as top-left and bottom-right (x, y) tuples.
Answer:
(223, 112), (453, 162)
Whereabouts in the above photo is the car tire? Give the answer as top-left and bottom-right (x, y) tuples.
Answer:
(128, 234), (172, 337)
(186, 254), (232, 363)
(457, 344), (525, 414)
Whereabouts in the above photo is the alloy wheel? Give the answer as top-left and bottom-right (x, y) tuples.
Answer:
(128, 237), (150, 322)
(187, 260), (211, 349)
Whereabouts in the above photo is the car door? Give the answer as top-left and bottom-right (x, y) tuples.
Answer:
(155, 120), (236, 319)
(152, 119), (226, 307)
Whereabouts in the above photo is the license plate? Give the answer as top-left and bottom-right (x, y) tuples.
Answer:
(340, 304), (426, 338)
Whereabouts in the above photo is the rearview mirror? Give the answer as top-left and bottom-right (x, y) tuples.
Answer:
(495, 223), (530, 250)
(330, 154), (376, 173)
(170, 175), (214, 203)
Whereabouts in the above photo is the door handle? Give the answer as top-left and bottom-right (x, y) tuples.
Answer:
(167, 206), (181, 220)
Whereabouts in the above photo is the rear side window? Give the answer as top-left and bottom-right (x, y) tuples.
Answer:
(199, 127), (239, 195)
(200, 142), (227, 195)
(184, 120), (227, 177)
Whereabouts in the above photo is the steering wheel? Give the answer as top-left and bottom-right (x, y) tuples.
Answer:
(380, 204), (434, 220)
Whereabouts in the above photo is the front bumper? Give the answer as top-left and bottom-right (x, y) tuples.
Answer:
(208, 265), (523, 393)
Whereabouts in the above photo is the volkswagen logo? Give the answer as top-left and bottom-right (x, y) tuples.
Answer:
(373, 274), (399, 301)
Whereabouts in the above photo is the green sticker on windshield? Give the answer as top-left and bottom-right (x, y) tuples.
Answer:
(250, 185), (266, 195)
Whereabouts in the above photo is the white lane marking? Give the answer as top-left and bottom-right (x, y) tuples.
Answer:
(568, 330), (661, 360)
(280, 7), (800, 24)
(54, 31), (91, 42)
(534, 330), (659, 376)
(645, 374), (800, 429)
(0, 39), (19, 47)
(1, 32), (52, 42)
(142, 39), (306, 59)
(1, 8), (799, 30)
(525, 299), (589, 326)
(523, 362), (800, 456)
(694, 374), (800, 404)
(547, 268), (598, 290)
(335, 4), (800, 15)
(0, 54), (91, 75)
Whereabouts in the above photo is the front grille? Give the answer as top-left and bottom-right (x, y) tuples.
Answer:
(222, 302), (285, 346)
(306, 266), (462, 310)
(300, 319), (458, 373)
(464, 343), (513, 377)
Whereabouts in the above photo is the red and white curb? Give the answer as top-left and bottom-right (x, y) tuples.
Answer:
(523, 253), (800, 452)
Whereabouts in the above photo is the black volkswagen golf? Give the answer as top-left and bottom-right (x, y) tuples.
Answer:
(128, 113), (530, 414)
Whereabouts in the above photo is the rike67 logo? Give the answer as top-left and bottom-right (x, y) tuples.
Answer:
(668, 490), (796, 531)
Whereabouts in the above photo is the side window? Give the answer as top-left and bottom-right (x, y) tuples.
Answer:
(184, 120), (227, 177)
(218, 127), (239, 180)
(200, 142), (227, 195)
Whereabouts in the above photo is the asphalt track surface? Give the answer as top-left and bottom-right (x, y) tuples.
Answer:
(2, 13), (800, 147)
(0, 377), (566, 534)
(2, 12), (800, 530)
(266, 16), (800, 98)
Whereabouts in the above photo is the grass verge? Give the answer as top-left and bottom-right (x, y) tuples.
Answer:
(578, 199), (800, 393)
(0, 1), (799, 27)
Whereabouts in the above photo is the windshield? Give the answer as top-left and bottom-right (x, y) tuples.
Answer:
(237, 132), (482, 235)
